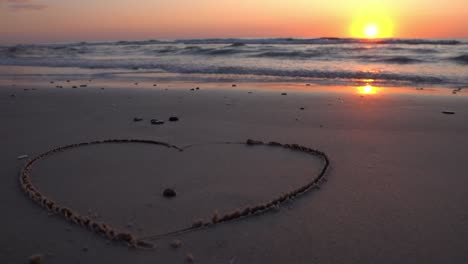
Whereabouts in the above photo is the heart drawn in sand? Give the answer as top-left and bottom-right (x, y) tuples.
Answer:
(19, 139), (329, 249)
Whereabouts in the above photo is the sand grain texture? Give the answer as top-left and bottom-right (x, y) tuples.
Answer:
(1, 84), (468, 263)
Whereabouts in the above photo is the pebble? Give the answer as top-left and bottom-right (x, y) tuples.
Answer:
(151, 119), (164, 125)
(29, 254), (44, 264)
(442, 111), (455, 115)
(169, 116), (179, 122)
(170, 239), (182, 249)
(163, 188), (176, 198)
(17, 154), (28, 160)
(300, 107), (305, 110)
(186, 253), (195, 263)
(133, 117), (143, 122)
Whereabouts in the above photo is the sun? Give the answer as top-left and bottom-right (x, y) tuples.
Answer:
(364, 24), (379, 38)
(349, 5), (395, 38)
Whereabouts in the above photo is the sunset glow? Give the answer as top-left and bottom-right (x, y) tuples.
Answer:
(349, 3), (395, 39)
(0, 0), (467, 44)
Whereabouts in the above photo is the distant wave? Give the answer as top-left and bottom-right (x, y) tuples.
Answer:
(1, 38), (465, 50)
(450, 54), (468, 64)
(175, 38), (463, 46)
(251, 50), (322, 59)
(381, 56), (423, 64)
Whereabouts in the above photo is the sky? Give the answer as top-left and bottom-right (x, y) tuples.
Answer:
(0, 0), (467, 44)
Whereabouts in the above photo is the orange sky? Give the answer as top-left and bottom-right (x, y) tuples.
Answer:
(0, 0), (467, 44)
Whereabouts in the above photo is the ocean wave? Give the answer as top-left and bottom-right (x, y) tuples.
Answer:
(0, 57), (445, 84)
(251, 50), (321, 59)
(381, 56), (423, 64)
(175, 38), (462, 46)
(450, 54), (468, 64)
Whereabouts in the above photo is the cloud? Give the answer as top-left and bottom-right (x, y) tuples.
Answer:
(0, 0), (48, 11)
(8, 3), (48, 11)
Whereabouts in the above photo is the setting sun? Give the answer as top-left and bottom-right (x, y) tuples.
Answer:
(364, 24), (379, 38)
(349, 3), (395, 38)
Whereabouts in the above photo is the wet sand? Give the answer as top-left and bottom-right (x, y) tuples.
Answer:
(1, 82), (468, 263)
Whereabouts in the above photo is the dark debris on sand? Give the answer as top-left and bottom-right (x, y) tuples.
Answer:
(163, 188), (177, 198)
(441, 111), (455, 115)
(169, 116), (179, 122)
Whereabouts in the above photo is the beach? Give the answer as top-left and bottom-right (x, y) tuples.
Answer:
(1, 81), (468, 263)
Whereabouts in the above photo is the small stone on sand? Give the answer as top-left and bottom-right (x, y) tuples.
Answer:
(186, 253), (195, 263)
(442, 111), (455, 115)
(29, 254), (44, 264)
(169, 116), (179, 122)
(151, 119), (164, 125)
(170, 239), (182, 249)
(300, 107), (305, 110)
(232, 84), (237, 87)
(163, 188), (176, 198)
(281, 93), (287, 95)
(133, 117), (143, 122)
(17, 154), (28, 160)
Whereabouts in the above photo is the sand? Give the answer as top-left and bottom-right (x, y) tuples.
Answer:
(1, 81), (468, 263)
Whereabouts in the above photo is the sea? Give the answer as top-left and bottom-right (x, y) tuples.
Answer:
(0, 38), (467, 88)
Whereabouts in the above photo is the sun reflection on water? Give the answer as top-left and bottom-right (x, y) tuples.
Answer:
(357, 84), (379, 95)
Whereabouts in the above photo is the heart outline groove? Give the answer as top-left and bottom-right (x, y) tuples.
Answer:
(19, 139), (330, 249)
